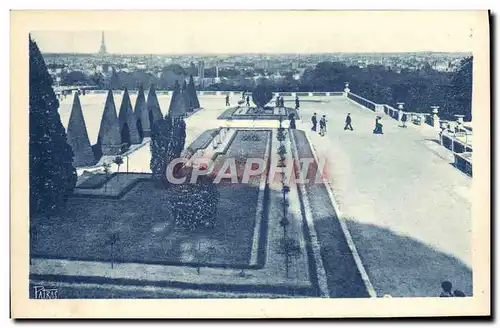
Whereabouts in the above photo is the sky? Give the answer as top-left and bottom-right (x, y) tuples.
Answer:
(28, 11), (485, 55)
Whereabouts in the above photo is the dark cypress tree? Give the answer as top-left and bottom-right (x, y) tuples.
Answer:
(149, 115), (186, 183)
(170, 117), (187, 160)
(187, 75), (200, 109)
(29, 36), (77, 216)
(150, 116), (173, 182)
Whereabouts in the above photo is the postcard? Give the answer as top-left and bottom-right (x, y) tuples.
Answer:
(11, 10), (490, 318)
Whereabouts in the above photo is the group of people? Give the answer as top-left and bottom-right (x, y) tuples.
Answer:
(311, 113), (328, 136)
(275, 96), (285, 108)
(440, 281), (466, 297)
(227, 93), (300, 109)
(310, 112), (385, 136)
(227, 93), (251, 107)
(241, 91), (250, 106)
(276, 95), (301, 109)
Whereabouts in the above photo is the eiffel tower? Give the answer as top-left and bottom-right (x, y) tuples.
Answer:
(98, 31), (107, 55)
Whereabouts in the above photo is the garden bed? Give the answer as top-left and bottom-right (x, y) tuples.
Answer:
(31, 129), (272, 269)
(218, 107), (300, 121)
(183, 128), (219, 157)
(76, 172), (117, 189)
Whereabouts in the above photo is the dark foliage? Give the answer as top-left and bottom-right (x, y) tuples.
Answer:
(29, 36), (77, 216)
(252, 82), (273, 108)
(61, 71), (89, 85)
(297, 59), (472, 120)
(170, 174), (220, 231)
(150, 116), (186, 182)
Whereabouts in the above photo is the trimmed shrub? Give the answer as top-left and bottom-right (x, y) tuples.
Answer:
(252, 84), (273, 109)
(170, 174), (219, 231)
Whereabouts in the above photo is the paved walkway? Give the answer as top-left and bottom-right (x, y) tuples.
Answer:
(296, 96), (472, 297)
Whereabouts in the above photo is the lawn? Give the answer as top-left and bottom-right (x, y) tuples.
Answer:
(31, 129), (271, 268)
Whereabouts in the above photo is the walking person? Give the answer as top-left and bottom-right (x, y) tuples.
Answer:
(373, 116), (384, 134)
(246, 95), (250, 107)
(225, 94), (230, 106)
(344, 113), (354, 131)
(295, 95), (300, 110)
(275, 96), (281, 108)
(311, 113), (318, 132)
(401, 112), (408, 128)
(288, 113), (296, 129)
(319, 115), (327, 136)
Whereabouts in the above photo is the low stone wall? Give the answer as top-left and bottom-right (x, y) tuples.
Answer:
(441, 133), (473, 154)
(454, 152), (472, 177)
(347, 93), (377, 112)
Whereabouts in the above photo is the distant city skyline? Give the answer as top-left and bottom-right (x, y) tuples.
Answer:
(29, 11), (479, 55)
(30, 31), (473, 56)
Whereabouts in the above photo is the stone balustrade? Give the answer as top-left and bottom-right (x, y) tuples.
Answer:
(454, 152), (472, 177)
(83, 89), (344, 97)
(347, 92), (380, 112)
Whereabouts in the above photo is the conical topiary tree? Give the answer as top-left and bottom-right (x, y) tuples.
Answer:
(134, 85), (150, 139)
(187, 75), (200, 109)
(29, 36), (77, 217)
(182, 80), (193, 112)
(118, 88), (141, 145)
(168, 81), (187, 118)
(147, 84), (163, 129)
(98, 89), (118, 145)
(66, 92), (96, 167)
(98, 89), (123, 155)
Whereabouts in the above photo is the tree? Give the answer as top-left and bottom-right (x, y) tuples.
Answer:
(252, 82), (273, 109)
(150, 116), (173, 182)
(276, 237), (302, 278)
(188, 62), (198, 77)
(109, 68), (121, 90)
(447, 57), (473, 121)
(193, 241), (217, 275)
(102, 162), (111, 193)
(105, 231), (120, 269)
(90, 72), (105, 89)
(170, 118), (187, 161)
(150, 116), (186, 183)
(29, 36), (77, 217)
(61, 71), (89, 86)
(114, 156), (123, 181)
